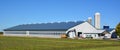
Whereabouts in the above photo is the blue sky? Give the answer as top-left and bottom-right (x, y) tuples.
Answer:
(0, 0), (120, 31)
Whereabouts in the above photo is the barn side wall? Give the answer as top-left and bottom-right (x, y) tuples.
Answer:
(3, 31), (66, 38)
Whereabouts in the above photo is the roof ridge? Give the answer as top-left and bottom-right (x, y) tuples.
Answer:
(19, 21), (84, 25)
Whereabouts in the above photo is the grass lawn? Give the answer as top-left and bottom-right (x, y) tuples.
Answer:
(0, 36), (120, 50)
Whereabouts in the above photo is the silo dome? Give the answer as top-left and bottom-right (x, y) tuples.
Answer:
(95, 12), (100, 15)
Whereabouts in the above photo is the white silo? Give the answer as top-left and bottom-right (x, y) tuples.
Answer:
(94, 12), (100, 29)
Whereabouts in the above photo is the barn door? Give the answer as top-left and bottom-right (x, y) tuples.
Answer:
(78, 32), (82, 37)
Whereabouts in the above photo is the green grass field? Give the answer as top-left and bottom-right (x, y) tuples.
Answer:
(0, 36), (120, 50)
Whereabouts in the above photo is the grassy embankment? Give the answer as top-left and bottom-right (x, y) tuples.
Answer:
(0, 36), (120, 50)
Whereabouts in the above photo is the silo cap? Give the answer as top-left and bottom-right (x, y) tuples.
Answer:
(88, 17), (92, 19)
(95, 12), (100, 15)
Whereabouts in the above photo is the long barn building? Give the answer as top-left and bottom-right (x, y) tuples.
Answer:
(4, 21), (110, 39)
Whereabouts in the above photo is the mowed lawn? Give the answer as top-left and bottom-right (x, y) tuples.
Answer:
(0, 36), (120, 50)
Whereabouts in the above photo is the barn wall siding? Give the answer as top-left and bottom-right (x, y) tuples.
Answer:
(4, 31), (66, 38)
(3, 31), (26, 36)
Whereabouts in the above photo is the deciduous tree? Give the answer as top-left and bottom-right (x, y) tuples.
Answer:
(115, 22), (120, 37)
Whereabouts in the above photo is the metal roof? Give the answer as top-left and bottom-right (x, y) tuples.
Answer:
(4, 21), (84, 31)
(105, 28), (114, 32)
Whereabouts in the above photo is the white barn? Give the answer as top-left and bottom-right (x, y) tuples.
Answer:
(4, 21), (110, 39)
(66, 22), (110, 39)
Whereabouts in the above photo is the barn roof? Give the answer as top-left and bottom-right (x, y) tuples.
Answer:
(105, 28), (114, 32)
(4, 21), (84, 31)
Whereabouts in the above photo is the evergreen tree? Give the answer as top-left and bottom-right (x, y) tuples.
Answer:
(115, 22), (120, 37)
